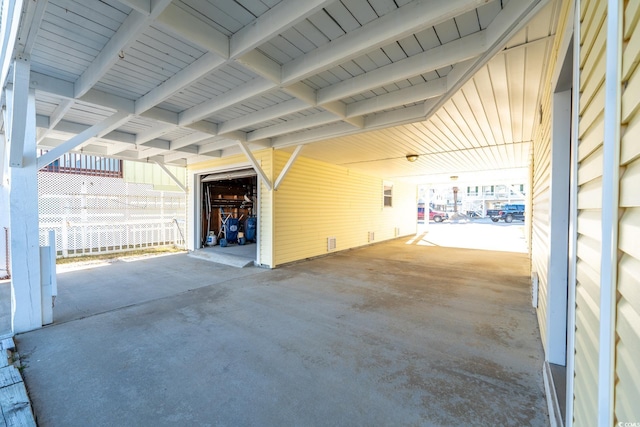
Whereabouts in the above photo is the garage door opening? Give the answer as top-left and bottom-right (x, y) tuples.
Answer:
(411, 183), (528, 253)
(193, 169), (258, 268)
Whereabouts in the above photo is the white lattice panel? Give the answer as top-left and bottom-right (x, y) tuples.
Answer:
(38, 172), (186, 257)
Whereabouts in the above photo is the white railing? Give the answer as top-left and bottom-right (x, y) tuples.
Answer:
(40, 219), (186, 258)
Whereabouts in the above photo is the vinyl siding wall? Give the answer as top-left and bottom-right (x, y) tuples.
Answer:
(573, 0), (606, 422)
(272, 150), (416, 266)
(615, 0), (640, 421)
(190, 150), (416, 268)
(530, 0), (572, 356)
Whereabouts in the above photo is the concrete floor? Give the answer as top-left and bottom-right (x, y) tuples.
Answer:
(13, 230), (548, 426)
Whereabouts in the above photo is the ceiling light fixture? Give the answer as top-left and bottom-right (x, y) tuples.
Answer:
(406, 154), (419, 162)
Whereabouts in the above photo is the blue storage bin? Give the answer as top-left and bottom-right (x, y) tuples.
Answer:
(244, 217), (257, 241)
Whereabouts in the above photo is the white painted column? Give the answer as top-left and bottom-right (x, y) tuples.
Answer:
(546, 90), (571, 365)
(7, 56), (42, 333)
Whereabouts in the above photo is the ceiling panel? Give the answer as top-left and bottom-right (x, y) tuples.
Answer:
(4, 0), (558, 179)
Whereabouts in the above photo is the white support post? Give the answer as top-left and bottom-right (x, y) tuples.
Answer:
(274, 145), (303, 190)
(236, 141), (272, 191)
(40, 230), (56, 326)
(9, 81), (42, 333)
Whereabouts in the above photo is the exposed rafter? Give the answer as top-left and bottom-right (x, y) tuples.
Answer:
(74, 0), (173, 98)
(0, 0), (550, 180)
(37, 111), (131, 169)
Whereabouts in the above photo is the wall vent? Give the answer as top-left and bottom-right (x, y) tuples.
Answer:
(327, 237), (337, 252)
(368, 231), (375, 242)
(531, 272), (539, 308)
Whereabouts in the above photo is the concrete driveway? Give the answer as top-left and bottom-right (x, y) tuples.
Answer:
(15, 237), (547, 426)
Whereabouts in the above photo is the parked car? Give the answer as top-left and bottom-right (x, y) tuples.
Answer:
(488, 204), (525, 223)
(429, 208), (448, 222)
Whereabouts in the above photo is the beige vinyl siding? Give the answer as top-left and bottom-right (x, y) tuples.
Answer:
(529, 0), (572, 355)
(272, 151), (415, 266)
(531, 115), (551, 349)
(615, 0), (640, 421)
(573, 0), (606, 423)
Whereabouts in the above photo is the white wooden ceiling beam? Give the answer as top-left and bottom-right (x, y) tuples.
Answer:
(16, 0), (48, 56)
(272, 122), (356, 148)
(49, 120), (135, 144)
(321, 101), (363, 128)
(424, 0), (548, 120)
(28, 73), (223, 137)
(236, 50), (282, 84)
(156, 3), (229, 58)
(198, 138), (245, 155)
(74, 0), (173, 98)
(114, 0), (151, 15)
(0, 0), (25, 95)
(282, 0), (490, 84)
(236, 140), (272, 191)
(169, 132), (212, 151)
(317, 31), (486, 105)
(346, 79), (447, 118)
(134, 123), (175, 144)
(135, 52), (226, 114)
(137, 146), (170, 160)
(364, 103), (429, 130)
(162, 151), (193, 163)
(179, 78), (274, 126)
(37, 99), (74, 143)
(230, 0), (335, 58)
(248, 112), (338, 141)
(106, 142), (136, 155)
(186, 153), (223, 165)
(37, 111), (131, 169)
(217, 99), (309, 135)
(274, 145), (304, 190)
(283, 82), (317, 106)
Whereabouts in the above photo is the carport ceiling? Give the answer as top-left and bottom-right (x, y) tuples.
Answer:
(2, 0), (558, 181)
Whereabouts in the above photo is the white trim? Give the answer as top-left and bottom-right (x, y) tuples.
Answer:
(154, 161), (186, 193)
(543, 361), (564, 427)
(236, 141), (272, 191)
(565, 2), (580, 424)
(274, 145), (303, 190)
(190, 173), (201, 251)
(547, 89), (571, 366)
(597, 0), (622, 425)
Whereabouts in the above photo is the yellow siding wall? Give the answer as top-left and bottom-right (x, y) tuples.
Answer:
(272, 151), (416, 266)
(189, 150), (415, 267)
(574, 0), (607, 423)
(615, 0), (640, 421)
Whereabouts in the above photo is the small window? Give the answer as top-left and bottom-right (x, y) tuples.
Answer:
(383, 183), (393, 207)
